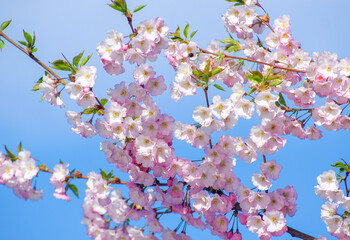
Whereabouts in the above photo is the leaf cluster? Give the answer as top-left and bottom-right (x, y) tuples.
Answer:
(50, 51), (92, 74)
(0, 19), (12, 51)
(108, 0), (146, 15)
(245, 67), (283, 94)
(220, 37), (241, 53)
(169, 24), (197, 42)
(225, 0), (245, 6)
(18, 30), (37, 54)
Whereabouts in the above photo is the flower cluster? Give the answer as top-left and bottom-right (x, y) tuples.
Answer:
(5, 0), (350, 239)
(49, 163), (70, 201)
(39, 74), (65, 108)
(0, 150), (42, 200)
(315, 170), (350, 238)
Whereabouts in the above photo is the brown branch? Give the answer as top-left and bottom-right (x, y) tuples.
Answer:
(199, 48), (306, 74)
(257, 15), (274, 33)
(0, 30), (65, 85)
(203, 87), (213, 148)
(287, 226), (317, 240)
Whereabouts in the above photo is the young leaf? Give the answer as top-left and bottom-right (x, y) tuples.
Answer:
(204, 62), (211, 75)
(82, 108), (96, 114)
(100, 169), (108, 180)
(107, 170), (114, 178)
(1, 20), (12, 32)
(267, 75), (283, 81)
(245, 71), (263, 85)
(100, 98), (108, 106)
(278, 93), (286, 106)
(183, 24), (189, 39)
(18, 40), (27, 47)
(331, 161), (347, 168)
(68, 184), (79, 198)
(80, 54), (92, 66)
(73, 52), (84, 67)
(210, 67), (224, 77)
(133, 5), (146, 13)
(170, 26), (181, 40)
(97, 109), (104, 116)
(4, 145), (16, 162)
(51, 60), (71, 71)
(213, 84), (225, 91)
(248, 87), (257, 95)
(268, 80), (283, 87)
(220, 38), (235, 44)
(18, 141), (23, 153)
(0, 39), (4, 51)
(23, 30), (32, 45)
(190, 30), (198, 40)
(108, 3), (124, 13)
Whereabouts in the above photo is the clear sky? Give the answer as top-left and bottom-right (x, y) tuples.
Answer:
(0, 0), (349, 239)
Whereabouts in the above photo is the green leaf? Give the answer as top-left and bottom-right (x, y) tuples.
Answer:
(248, 88), (257, 95)
(226, 45), (239, 53)
(80, 54), (92, 66)
(68, 184), (79, 198)
(51, 59), (71, 71)
(100, 98), (108, 106)
(192, 69), (202, 78)
(133, 5), (146, 13)
(32, 83), (40, 91)
(268, 80), (283, 87)
(225, 0), (244, 3)
(100, 169), (108, 180)
(220, 38), (235, 44)
(210, 67), (224, 77)
(33, 76), (44, 91)
(18, 40), (27, 47)
(190, 30), (198, 40)
(107, 170), (114, 178)
(1, 20), (12, 32)
(213, 84), (225, 91)
(73, 52), (84, 67)
(108, 3), (124, 13)
(245, 71), (263, 85)
(82, 108), (96, 115)
(204, 62), (210, 75)
(18, 141), (22, 153)
(202, 75), (209, 85)
(32, 33), (36, 45)
(0, 39), (4, 51)
(183, 24), (189, 39)
(331, 162), (347, 168)
(97, 109), (104, 115)
(4, 145), (16, 162)
(109, 0), (127, 13)
(170, 26), (181, 40)
(267, 75), (283, 81)
(278, 93), (286, 106)
(23, 30), (32, 45)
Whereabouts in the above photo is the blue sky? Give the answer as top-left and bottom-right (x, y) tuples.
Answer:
(0, 0), (350, 239)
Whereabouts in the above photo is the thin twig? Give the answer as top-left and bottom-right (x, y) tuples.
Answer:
(0, 30), (65, 85)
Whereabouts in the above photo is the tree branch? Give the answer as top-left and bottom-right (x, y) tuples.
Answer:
(0, 30), (65, 85)
(287, 226), (317, 240)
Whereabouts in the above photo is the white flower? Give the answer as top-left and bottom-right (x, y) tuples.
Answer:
(316, 170), (339, 191)
(252, 173), (272, 190)
(75, 66), (97, 88)
(193, 106), (213, 127)
(104, 102), (127, 126)
(263, 210), (286, 232)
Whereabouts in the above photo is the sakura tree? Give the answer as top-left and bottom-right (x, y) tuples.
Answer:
(0, 0), (349, 239)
